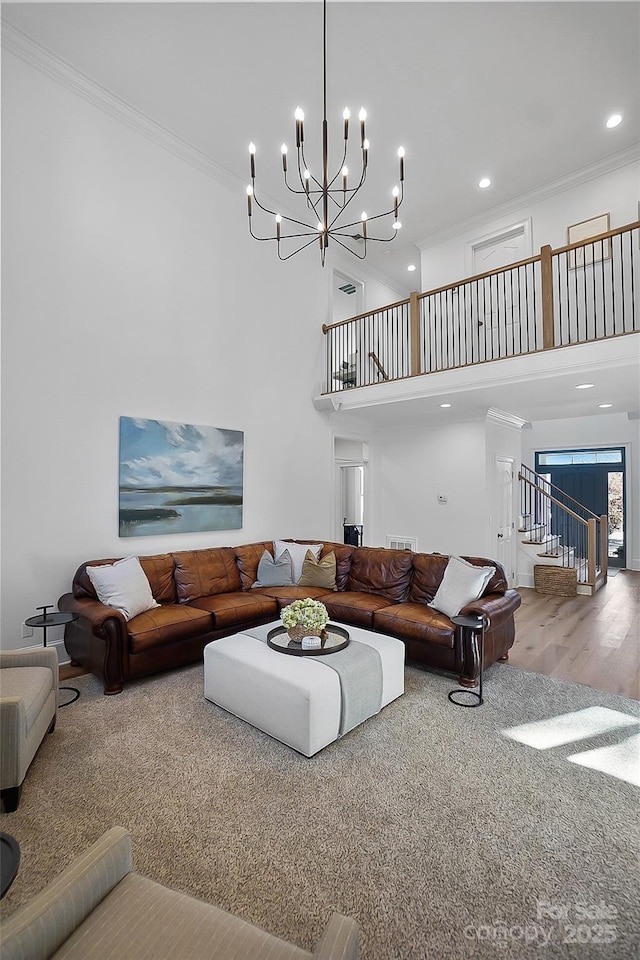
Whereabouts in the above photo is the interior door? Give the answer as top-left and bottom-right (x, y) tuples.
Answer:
(472, 227), (529, 359)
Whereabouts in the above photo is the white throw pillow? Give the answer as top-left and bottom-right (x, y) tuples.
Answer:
(428, 556), (495, 619)
(86, 556), (160, 621)
(274, 540), (323, 584)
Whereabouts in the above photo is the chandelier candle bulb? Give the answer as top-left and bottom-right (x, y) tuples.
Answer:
(249, 142), (256, 179)
(343, 107), (350, 139)
(304, 169), (311, 194)
(281, 143), (288, 173)
(276, 214), (282, 240)
(398, 147), (405, 181)
(295, 107), (304, 146)
(359, 107), (367, 147)
(246, 184), (253, 216)
(363, 138), (369, 167)
(342, 166), (348, 191)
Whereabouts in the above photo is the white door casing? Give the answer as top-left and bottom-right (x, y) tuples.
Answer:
(494, 455), (515, 585)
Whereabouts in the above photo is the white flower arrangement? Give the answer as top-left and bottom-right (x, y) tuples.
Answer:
(281, 598), (329, 632)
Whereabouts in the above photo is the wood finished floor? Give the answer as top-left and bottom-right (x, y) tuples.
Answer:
(59, 571), (640, 700)
(508, 569), (640, 700)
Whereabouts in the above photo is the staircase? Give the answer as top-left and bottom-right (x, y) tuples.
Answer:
(518, 465), (607, 596)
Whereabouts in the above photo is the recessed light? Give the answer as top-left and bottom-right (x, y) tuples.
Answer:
(606, 113), (622, 129)
(440, 402), (452, 408)
(478, 177), (491, 189)
(598, 403), (613, 409)
(575, 383), (595, 390)
(407, 264), (416, 272)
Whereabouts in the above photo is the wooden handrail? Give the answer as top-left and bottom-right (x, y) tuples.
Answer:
(322, 296), (410, 334)
(417, 253), (542, 301)
(369, 352), (389, 380)
(552, 219), (640, 257)
(520, 464), (601, 521)
(518, 472), (588, 527)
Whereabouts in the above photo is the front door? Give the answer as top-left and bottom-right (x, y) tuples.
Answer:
(535, 448), (626, 568)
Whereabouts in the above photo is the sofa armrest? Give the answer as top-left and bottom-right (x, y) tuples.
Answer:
(0, 827), (132, 960)
(313, 912), (359, 960)
(58, 593), (127, 635)
(460, 588), (521, 627)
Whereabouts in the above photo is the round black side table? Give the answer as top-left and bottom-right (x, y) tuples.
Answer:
(24, 606), (80, 707)
(0, 833), (20, 898)
(448, 614), (487, 708)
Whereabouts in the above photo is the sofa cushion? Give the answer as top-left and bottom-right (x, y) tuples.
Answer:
(234, 541), (273, 591)
(172, 548), (242, 602)
(86, 557), (160, 622)
(409, 553), (449, 604)
(322, 591), (392, 628)
(127, 605), (213, 654)
(252, 549), (293, 588)
(250, 586), (334, 608)
(347, 547), (413, 602)
(274, 540), (322, 583)
(298, 550), (337, 590)
(374, 602), (456, 648)
(428, 556), (495, 618)
(187, 592), (278, 629)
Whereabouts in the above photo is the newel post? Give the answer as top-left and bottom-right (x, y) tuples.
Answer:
(540, 244), (554, 349)
(587, 518), (597, 586)
(410, 291), (421, 377)
(599, 515), (608, 582)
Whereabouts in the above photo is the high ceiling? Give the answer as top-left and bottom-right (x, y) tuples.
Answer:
(3, 1), (639, 294)
(3, 1), (639, 426)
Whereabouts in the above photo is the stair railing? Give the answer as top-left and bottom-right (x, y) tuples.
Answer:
(322, 219), (639, 393)
(519, 464), (608, 587)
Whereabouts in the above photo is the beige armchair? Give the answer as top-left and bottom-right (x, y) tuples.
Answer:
(0, 647), (58, 812)
(0, 827), (359, 960)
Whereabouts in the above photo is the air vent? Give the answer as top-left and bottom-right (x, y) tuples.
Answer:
(338, 282), (357, 295)
(386, 536), (417, 552)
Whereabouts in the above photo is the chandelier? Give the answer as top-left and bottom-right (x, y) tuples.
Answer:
(245, 0), (405, 265)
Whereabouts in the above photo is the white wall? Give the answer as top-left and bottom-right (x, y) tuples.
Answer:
(522, 413), (640, 573)
(371, 419), (488, 556)
(1, 51), (335, 650)
(420, 160), (640, 290)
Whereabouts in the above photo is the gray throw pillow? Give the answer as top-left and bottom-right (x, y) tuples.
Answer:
(252, 549), (294, 588)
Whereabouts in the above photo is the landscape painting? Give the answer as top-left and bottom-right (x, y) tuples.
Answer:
(119, 417), (243, 537)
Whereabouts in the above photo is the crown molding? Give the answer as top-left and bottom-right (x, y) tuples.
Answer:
(1, 20), (246, 197)
(416, 143), (640, 251)
(486, 406), (531, 432)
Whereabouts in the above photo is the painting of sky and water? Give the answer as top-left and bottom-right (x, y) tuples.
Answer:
(119, 417), (243, 537)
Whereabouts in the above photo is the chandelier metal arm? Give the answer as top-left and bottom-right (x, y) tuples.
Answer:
(332, 235), (367, 259)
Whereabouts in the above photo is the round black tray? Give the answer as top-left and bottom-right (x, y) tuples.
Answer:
(267, 624), (350, 656)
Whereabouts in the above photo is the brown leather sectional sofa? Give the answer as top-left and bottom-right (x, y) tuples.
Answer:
(58, 539), (521, 695)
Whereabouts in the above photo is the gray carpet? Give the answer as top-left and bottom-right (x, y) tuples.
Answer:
(1, 661), (639, 959)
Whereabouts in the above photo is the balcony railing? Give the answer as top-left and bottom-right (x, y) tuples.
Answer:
(323, 220), (639, 393)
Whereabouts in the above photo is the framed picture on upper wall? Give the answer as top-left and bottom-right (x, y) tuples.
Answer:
(119, 416), (244, 537)
(567, 213), (611, 269)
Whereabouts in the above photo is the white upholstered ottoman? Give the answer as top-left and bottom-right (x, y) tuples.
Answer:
(203, 622), (404, 756)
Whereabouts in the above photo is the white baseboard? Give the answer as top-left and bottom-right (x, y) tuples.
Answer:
(516, 573), (535, 589)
